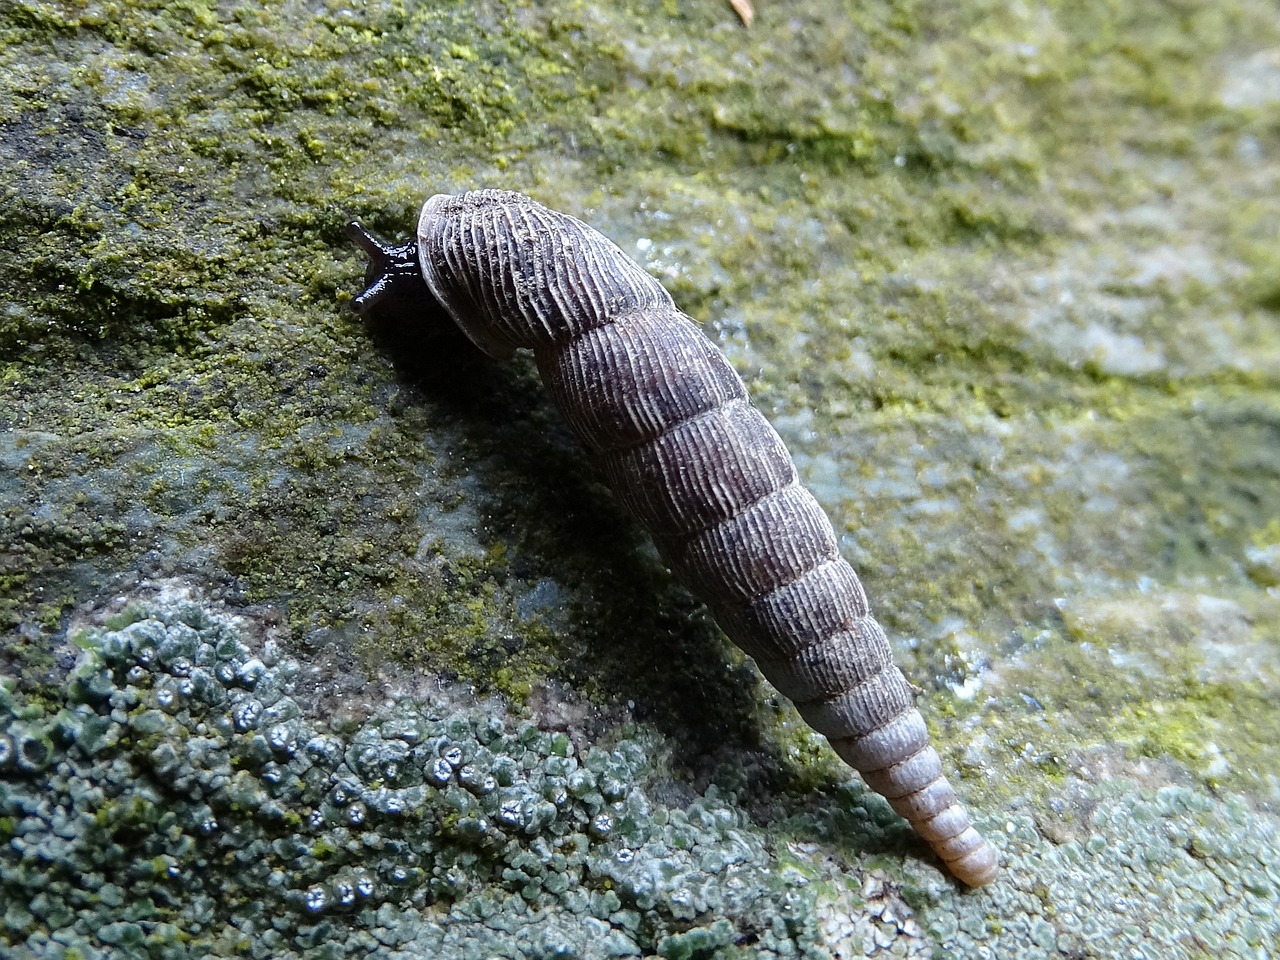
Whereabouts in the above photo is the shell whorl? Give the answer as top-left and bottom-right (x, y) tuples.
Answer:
(416, 191), (673, 359)
(371, 188), (999, 887)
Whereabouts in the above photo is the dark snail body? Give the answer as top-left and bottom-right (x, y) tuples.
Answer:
(348, 190), (998, 887)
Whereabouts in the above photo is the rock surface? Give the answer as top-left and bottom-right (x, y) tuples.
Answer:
(2, 1), (1278, 957)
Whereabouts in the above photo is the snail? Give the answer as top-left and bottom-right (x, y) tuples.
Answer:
(347, 190), (999, 887)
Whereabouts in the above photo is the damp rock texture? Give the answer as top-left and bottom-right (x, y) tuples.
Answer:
(3, 587), (1279, 960)
(3, 0), (1280, 957)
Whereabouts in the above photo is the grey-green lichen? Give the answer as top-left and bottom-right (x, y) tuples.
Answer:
(1, 587), (810, 959)
(3, 586), (1278, 959)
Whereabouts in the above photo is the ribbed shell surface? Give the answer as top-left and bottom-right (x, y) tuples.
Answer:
(414, 189), (998, 887)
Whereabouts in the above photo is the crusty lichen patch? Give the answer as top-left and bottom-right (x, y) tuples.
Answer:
(3, 587), (1275, 959)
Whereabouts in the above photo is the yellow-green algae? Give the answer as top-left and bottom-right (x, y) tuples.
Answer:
(2, 0), (1280, 956)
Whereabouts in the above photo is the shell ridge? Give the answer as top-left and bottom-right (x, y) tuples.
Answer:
(599, 417), (788, 542)
(670, 485), (840, 603)
(485, 205), (528, 341)
(515, 201), (563, 344)
(749, 617), (895, 699)
(565, 222), (611, 325)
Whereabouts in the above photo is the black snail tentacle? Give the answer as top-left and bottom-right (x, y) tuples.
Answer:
(347, 221), (424, 314)
(348, 190), (1000, 888)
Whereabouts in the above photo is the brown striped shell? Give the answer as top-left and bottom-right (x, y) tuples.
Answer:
(348, 189), (999, 887)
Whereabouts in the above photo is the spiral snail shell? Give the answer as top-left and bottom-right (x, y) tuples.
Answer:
(348, 189), (999, 887)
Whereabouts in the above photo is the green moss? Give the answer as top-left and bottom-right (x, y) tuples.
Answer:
(1111, 683), (1270, 788)
(4, 0), (1277, 689)
(974, 583), (1280, 808)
